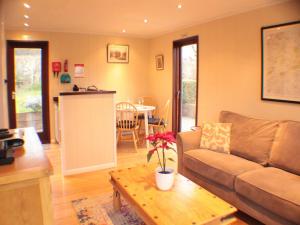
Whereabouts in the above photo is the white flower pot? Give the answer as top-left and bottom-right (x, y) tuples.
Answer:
(155, 167), (175, 191)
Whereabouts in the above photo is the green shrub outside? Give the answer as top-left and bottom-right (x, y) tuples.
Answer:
(182, 80), (196, 104)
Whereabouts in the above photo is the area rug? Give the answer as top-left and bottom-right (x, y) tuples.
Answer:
(72, 193), (145, 225)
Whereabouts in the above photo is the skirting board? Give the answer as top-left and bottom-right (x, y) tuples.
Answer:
(63, 162), (116, 176)
(50, 139), (58, 144)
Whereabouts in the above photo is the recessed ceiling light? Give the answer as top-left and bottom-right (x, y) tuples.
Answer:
(144, 19), (148, 23)
(24, 22), (29, 27)
(24, 15), (29, 19)
(177, 4), (182, 9)
(23, 3), (31, 9)
(22, 34), (31, 40)
(122, 29), (126, 33)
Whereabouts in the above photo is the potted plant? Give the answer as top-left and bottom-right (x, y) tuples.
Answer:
(146, 132), (176, 191)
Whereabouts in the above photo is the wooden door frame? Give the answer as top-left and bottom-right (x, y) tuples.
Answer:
(172, 36), (199, 134)
(6, 40), (50, 143)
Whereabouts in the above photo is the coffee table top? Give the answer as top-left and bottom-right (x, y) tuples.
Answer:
(110, 164), (237, 225)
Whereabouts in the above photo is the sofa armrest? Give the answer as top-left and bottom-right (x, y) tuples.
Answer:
(176, 130), (201, 173)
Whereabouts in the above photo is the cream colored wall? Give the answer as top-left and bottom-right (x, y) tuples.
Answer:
(149, 0), (300, 130)
(3, 0), (300, 138)
(5, 30), (150, 141)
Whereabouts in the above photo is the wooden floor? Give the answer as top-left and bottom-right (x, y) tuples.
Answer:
(44, 142), (260, 225)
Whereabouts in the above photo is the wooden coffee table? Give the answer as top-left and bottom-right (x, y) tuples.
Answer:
(110, 164), (237, 225)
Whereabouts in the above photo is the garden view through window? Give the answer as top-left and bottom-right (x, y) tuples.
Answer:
(180, 44), (197, 132)
(14, 48), (43, 132)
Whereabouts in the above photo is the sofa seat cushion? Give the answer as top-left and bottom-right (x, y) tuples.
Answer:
(235, 167), (300, 224)
(219, 111), (279, 165)
(183, 149), (262, 190)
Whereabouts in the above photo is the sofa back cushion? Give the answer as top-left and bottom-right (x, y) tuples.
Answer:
(269, 121), (300, 175)
(219, 111), (279, 165)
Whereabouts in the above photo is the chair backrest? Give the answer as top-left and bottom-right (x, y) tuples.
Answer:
(116, 102), (138, 130)
(158, 99), (170, 126)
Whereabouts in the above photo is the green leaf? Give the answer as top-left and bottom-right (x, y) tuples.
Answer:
(147, 151), (154, 162)
(168, 157), (175, 162)
(168, 147), (177, 153)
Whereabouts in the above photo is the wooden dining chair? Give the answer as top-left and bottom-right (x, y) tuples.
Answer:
(136, 96), (158, 135)
(116, 102), (139, 150)
(148, 99), (170, 134)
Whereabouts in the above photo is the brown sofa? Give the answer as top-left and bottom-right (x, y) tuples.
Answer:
(177, 111), (300, 225)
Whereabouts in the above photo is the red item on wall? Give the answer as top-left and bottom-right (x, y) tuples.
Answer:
(63, 60), (68, 72)
(52, 61), (61, 77)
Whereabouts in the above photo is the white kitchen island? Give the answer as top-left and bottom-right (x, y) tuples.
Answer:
(59, 90), (116, 175)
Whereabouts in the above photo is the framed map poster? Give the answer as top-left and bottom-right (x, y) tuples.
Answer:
(261, 20), (300, 104)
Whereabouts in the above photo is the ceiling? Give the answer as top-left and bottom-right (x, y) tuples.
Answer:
(3, 0), (288, 38)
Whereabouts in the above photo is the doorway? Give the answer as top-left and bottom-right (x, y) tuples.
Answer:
(173, 36), (198, 133)
(6, 41), (50, 143)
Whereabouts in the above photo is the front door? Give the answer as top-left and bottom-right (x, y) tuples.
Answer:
(6, 41), (50, 143)
(173, 36), (199, 133)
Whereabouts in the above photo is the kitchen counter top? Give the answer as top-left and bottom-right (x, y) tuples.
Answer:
(0, 127), (53, 185)
(59, 90), (116, 96)
(0, 128), (52, 185)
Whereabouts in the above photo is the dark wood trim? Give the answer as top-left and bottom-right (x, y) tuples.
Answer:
(261, 20), (300, 104)
(172, 44), (181, 133)
(6, 40), (50, 143)
(6, 42), (16, 128)
(59, 90), (116, 96)
(173, 36), (199, 47)
(53, 97), (59, 103)
(172, 35), (199, 134)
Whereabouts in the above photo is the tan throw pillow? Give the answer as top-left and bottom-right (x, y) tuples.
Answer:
(200, 122), (232, 154)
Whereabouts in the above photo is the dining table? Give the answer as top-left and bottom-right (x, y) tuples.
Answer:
(134, 104), (156, 148)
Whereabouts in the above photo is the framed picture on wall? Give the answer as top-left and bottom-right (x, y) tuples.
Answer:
(261, 20), (300, 104)
(74, 64), (85, 78)
(107, 44), (129, 63)
(155, 55), (164, 70)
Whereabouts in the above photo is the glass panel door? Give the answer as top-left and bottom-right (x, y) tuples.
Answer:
(180, 44), (197, 132)
(14, 48), (43, 132)
(7, 41), (50, 143)
(173, 36), (198, 133)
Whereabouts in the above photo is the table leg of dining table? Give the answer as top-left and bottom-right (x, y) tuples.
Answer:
(144, 111), (150, 149)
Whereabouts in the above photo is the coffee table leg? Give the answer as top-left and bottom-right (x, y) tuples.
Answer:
(113, 187), (121, 211)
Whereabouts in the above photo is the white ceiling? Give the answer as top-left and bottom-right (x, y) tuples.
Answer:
(3, 0), (288, 38)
